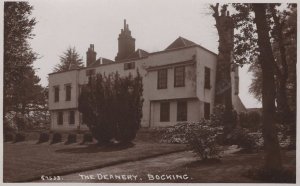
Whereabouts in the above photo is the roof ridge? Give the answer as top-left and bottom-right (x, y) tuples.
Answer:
(179, 36), (187, 46)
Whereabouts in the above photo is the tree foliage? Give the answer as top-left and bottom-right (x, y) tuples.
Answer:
(4, 2), (48, 131)
(53, 47), (84, 72)
(78, 71), (144, 144)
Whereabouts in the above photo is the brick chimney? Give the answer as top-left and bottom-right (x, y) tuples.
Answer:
(86, 44), (97, 67)
(115, 19), (135, 61)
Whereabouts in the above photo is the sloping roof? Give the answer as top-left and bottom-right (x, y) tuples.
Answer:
(89, 57), (114, 67)
(165, 36), (197, 50)
(125, 49), (149, 60)
(234, 96), (247, 113)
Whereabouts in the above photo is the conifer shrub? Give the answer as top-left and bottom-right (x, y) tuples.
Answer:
(65, 133), (77, 144)
(13, 133), (25, 143)
(78, 70), (143, 144)
(50, 132), (62, 144)
(37, 132), (49, 144)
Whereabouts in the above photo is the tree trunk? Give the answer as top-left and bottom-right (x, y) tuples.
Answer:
(211, 4), (234, 132)
(253, 4), (282, 171)
(269, 4), (291, 124)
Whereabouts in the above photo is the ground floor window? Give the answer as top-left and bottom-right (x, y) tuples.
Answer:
(160, 102), (170, 122)
(69, 111), (75, 124)
(177, 100), (187, 121)
(57, 111), (63, 125)
(204, 102), (210, 120)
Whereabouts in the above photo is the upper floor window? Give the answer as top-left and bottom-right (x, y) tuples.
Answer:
(86, 69), (95, 76)
(54, 86), (59, 102)
(177, 100), (187, 121)
(157, 69), (167, 89)
(160, 102), (170, 122)
(69, 111), (75, 125)
(204, 102), (210, 120)
(65, 84), (71, 101)
(57, 111), (63, 125)
(174, 66), (185, 87)
(204, 67), (211, 89)
(124, 62), (135, 70)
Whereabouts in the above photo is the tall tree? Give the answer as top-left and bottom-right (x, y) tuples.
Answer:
(253, 3), (282, 171)
(4, 2), (48, 131)
(4, 2), (37, 114)
(53, 47), (84, 72)
(249, 4), (297, 120)
(229, 3), (284, 171)
(211, 4), (235, 133)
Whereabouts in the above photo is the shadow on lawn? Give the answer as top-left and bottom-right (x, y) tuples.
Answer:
(55, 142), (135, 154)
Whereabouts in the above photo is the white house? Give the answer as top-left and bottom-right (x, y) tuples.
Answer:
(48, 20), (246, 131)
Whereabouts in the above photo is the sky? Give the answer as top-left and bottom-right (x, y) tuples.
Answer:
(28, 0), (262, 108)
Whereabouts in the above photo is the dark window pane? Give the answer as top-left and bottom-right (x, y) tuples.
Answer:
(157, 69), (167, 89)
(160, 102), (170, 122)
(177, 100), (187, 121)
(205, 67), (211, 89)
(65, 84), (71, 101)
(54, 86), (59, 102)
(174, 66), (185, 87)
(69, 111), (75, 124)
(124, 62), (135, 70)
(204, 102), (210, 120)
(57, 112), (63, 125)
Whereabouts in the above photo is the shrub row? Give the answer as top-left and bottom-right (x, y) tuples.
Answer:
(4, 132), (94, 145)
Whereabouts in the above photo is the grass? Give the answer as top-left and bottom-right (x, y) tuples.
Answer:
(3, 139), (186, 182)
(154, 150), (296, 183)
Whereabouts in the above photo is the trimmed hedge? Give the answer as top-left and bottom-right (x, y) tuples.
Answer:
(65, 134), (77, 144)
(37, 132), (50, 144)
(50, 133), (62, 144)
(13, 133), (25, 143)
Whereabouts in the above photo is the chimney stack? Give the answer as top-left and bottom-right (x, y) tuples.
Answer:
(86, 44), (97, 67)
(115, 19), (135, 61)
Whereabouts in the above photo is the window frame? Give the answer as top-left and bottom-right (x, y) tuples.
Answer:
(177, 100), (187, 121)
(69, 110), (75, 125)
(160, 102), (170, 122)
(174, 66), (185, 87)
(57, 111), (63, 125)
(65, 84), (71, 101)
(54, 86), (59, 102)
(204, 67), (211, 89)
(157, 69), (168, 89)
(124, 62), (135, 70)
(204, 102), (210, 120)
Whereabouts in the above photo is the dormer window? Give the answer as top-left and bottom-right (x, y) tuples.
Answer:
(124, 62), (135, 70)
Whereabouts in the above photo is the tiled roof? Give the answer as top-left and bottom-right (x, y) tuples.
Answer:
(165, 36), (197, 50)
(125, 49), (149, 60)
(89, 57), (114, 67)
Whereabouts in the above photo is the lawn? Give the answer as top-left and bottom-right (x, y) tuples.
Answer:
(156, 150), (296, 183)
(3, 140), (186, 182)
